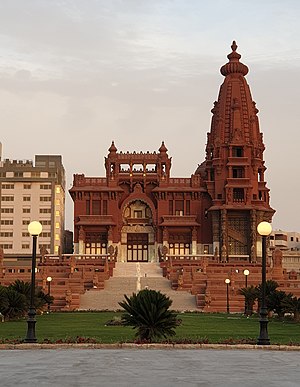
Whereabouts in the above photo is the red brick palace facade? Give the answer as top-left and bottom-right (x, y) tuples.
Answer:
(69, 41), (275, 263)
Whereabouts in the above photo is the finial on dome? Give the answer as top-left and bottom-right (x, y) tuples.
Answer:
(159, 141), (168, 153)
(108, 141), (117, 153)
(231, 41), (237, 52)
(220, 41), (248, 77)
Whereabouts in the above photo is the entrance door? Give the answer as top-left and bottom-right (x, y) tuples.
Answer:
(127, 233), (148, 262)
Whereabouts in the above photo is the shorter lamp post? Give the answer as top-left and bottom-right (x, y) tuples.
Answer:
(257, 221), (272, 345)
(243, 269), (250, 315)
(243, 269), (250, 288)
(46, 276), (52, 313)
(225, 278), (231, 314)
(24, 221), (42, 343)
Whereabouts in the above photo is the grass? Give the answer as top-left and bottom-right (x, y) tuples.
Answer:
(0, 312), (299, 345)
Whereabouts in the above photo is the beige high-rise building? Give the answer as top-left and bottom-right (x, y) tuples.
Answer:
(0, 153), (65, 257)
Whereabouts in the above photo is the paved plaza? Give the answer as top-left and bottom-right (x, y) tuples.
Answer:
(0, 348), (299, 387)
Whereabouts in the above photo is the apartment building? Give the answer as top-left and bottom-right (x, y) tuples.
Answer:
(270, 230), (300, 251)
(0, 151), (65, 256)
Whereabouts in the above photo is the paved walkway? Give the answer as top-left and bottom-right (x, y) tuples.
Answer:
(1, 348), (299, 386)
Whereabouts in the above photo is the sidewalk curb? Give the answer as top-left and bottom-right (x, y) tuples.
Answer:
(0, 343), (300, 351)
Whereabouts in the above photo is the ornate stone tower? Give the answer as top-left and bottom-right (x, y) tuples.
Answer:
(205, 42), (275, 262)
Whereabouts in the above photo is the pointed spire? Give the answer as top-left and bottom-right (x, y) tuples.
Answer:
(159, 141), (168, 153)
(220, 41), (248, 77)
(108, 141), (117, 153)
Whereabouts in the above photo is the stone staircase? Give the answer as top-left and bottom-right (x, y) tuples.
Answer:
(79, 262), (197, 311)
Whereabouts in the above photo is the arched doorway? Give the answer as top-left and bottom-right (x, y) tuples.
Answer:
(121, 200), (155, 262)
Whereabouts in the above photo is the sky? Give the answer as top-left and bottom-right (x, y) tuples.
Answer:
(0, 0), (299, 232)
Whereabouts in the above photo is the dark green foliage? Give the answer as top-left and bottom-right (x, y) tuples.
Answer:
(119, 289), (179, 342)
(281, 295), (300, 321)
(0, 280), (52, 320)
(238, 285), (258, 316)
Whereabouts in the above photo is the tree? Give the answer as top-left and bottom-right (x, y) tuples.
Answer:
(119, 289), (179, 342)
(238, 285), (258, 316)
(8, 280), (51, 312)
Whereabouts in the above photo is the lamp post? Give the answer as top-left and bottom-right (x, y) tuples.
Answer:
(225, 278), (231, 314)
(243, 269), (250, 315)
(243, 269), (250, 288)
(24, 221), (42, 343)
(46, 276), (52, 313)
(257, 221), (272, 345)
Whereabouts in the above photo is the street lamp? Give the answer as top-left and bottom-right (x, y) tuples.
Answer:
(46, 276), (52, 313)
(257, 221), (272, 345)
(24, 221), (42, 343)
(243, 269), (250, 288)
(225, 278), (231, 314)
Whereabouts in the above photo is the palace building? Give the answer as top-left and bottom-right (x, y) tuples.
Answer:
(69, 41), (275, 263)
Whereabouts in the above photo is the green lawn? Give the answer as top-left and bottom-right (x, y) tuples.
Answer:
(0, 312), (299, 345)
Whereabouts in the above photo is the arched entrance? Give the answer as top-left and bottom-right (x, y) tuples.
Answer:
(121, 200), (155, 262)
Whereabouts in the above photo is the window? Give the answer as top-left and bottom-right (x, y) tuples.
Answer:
(22, 232), (30, 237)
(134, 210), (143, 218)
(232, 147), (243, 157)
(175, 200), (184, 216)
(186, 200), (190, 215)
(14, 172), (23, 177)
(40, 220), (51, 226)
(22, 244), (30, 249)
(24, 184), (31, 189)
(0, 232), (13, 237)
(55, 222), (60, 229)
(39, 244), (50, 250)
(1, 208), (13, 213)
(56, 186), (61, 194)
(40, 196), (51, 202)
(1, 220), (13, 225)
(169, 200), (173, 215)
(232, 167), (244, 178)
(55, 210), (60, 216)
(23, 208), (31, 213)
(40, 232), (51, 238)
(31, 172), (40, 177)
(1, 183), (14, 189)
(92, 200), (100, 215)
(291, 237), (294, 242)
(1, 196), (14, 201)
(40, 208), (51, 213)
(103, 200), (108, 215)
(204, 245), (209, 254)
(55, 234), (60, 241)
(86, 200), (90, 215)
(233, 188), (244, 202)
(40, 184), (51, 189)
(55, 199), (60, 205)
(23, 196), (31, 202)
(0, 244), (13, 249)
(22, 220), (30, 225)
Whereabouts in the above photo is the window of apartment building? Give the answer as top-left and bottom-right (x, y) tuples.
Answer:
(49, 172), (57, 178)
(40, 220), (51, 226)
(23, 196), (31, 202)
(1, 196), (14, 201)
(55, 210), (60, 216)
(31, 172), (40, 177)
(1, 183), (14, 189)
(0, 232), (13, 237)
(55, 222), (60, 229)
(40, 184), (51, 190)
(24, 183), (31, 189)
(40, 196), (51, 202)
(56, 187), (61, 194)
(40, 208), (51, 213)
(1, 208), (14, 213)
(55, 234), (60, 241)
(23, 208), (31, 213)
(1, 220), (13, 225)
(22, 220), (30, 225)
(14, 172), (23, 177)
(22, 232), (30, 237)
(40, 232), (51, 238)
(55, 199), (60, 205)
(22, 244), (30, 249)
(291, 237), (294, 241)
(0, 244), (13, 249)
(39, 244), (50, 250)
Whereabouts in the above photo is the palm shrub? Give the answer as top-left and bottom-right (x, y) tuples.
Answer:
(0, 287), (27, 320)
(281, 295), (300, 321)
(238, 285), (258, 316)
(119, 289), (179, 342)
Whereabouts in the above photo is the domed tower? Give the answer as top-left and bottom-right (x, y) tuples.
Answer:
(205, 42), (275, 262)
